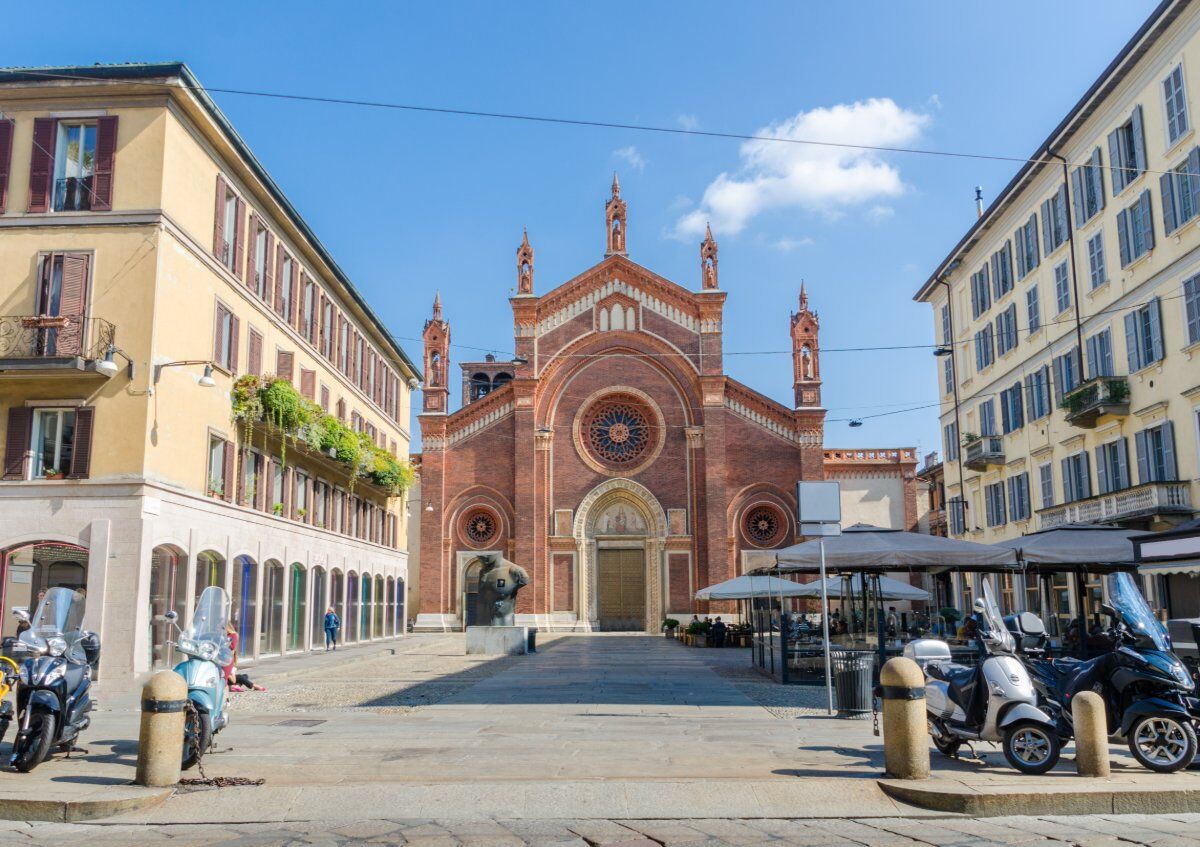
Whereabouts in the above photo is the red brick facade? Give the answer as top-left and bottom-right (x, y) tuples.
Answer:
(416, 181), (833, 632)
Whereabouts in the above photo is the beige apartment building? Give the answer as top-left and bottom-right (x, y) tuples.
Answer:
(0, 64), (420, 681)
(917, 0), (1200, 623)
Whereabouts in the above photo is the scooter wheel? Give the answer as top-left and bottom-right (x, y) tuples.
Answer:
(1127, 714), (1197, 773)
(12, 709), (56, 773)
(933, 734), (962, 758)
(1003, 720), (1060, 774)
(181, 708), (212, 771)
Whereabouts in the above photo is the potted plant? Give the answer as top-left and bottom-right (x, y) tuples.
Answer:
(938, 606), (963, 637)
(296, 507), (307, 521)
(42, 466), (63, 480)
(272, 502), (284, 516)
(662, 618), (680, 640)
(686, 619), (710, 647)
(207, 478), (224, 498)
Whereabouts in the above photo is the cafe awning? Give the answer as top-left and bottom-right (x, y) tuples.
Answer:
(991, 523), (1147, 567)
(772, 523), (1019, 573)
(791, 573), (930, 601)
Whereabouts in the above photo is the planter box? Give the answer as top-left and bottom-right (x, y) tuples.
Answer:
(663, 628), (676, 639)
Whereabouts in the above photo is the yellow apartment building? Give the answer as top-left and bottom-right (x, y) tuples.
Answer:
(917, 0), (1200, 625)
(0, 63), (420, 681)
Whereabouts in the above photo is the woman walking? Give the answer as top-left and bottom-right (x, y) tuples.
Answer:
(323, 607), (341, 651)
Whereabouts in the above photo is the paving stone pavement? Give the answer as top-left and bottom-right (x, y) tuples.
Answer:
(2, 814), (1200, 846)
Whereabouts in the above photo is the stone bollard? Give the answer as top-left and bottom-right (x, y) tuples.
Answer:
(1071, 690), (1110, 777)
(878, 657), (930, 780)
(135, 670), (188, 787)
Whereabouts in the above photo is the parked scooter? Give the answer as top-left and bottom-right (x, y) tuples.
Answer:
(7, 588), (100, 772)
(904, 577), (1061, 774)
(161, 586), (233, 770)
(1005, 571), (1198, 773)
(0, 656), (19, 746)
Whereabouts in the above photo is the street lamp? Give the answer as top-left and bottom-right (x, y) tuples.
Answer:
(511, 355), (528, 366)
(95, 345), (134, 379)
(155, 360), (218, 388)
(933, 346), (952, 357)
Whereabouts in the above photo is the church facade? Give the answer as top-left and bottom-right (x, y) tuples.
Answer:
(415, 179), (917, 632)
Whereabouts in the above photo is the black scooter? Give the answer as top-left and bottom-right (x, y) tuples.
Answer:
(1005, 572), (1199, 773)
(8, 588), (99, 772)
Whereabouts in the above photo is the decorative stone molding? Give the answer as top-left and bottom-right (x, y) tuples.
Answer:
(536, 277), (700, 336)
(724, 396), (801, 444)
(684, 426), (704, 449)
(535, 426), (555, 451)
(445, 402), (514, 447)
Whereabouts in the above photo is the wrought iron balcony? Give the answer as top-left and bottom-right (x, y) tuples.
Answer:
(964, 435), (1004, 471)
(54, 176), (94, 212)
(1061, 376), (1131, 428)
(0, 315), (116, 373)
(1038, 481), (1192, 529)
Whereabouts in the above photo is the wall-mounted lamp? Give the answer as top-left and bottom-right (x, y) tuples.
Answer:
(511, 355), (529, 366)
(154, 359), (218, 389)
(95, 345), (135, 379)
(933, 346), (953, 357)
(848, 419), (864, 428)
(424, 499), (434, 512)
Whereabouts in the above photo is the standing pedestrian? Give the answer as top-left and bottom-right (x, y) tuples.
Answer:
(323, 607), (341, 651)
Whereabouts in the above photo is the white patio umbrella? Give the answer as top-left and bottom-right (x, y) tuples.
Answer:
(694, 574), (811, 601)
(792, 573), (929, 602)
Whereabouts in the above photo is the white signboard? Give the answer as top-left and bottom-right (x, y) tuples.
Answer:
(796, 481), (841, 535)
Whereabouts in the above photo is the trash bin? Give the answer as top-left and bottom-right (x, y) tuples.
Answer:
(831, 650), (874, 719)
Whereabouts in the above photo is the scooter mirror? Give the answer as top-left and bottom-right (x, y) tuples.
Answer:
(164, 610), (178, 622)
(1100, 603), (1118, 620)
(10, 607), (29, 623)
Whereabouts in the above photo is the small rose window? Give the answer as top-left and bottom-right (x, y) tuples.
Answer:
(462, 508), (499, 547)
(743, 505), (786, 547)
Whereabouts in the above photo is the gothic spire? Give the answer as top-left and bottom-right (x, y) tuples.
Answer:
(799, 281), (808, 312)
(432, 291), (443, 321)
(605, 174), (628, 256)
(516, 228), (535, 295)
(700, 222), (719, 290)
(611, 171), (621, 197)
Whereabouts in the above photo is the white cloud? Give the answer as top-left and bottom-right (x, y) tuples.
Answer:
(677, 113), (699, 131)
(673, 98), (928, 238)
(612, 145), (646, 172)
(866, 205), (895, 223)
(926, 93), (942, 110)
(773, 236), (814, 252)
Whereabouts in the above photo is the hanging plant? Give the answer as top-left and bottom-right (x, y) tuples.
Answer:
(367, 448), (415, 495)
(259, 377), (311, 467)
(231, 374), (265, 446)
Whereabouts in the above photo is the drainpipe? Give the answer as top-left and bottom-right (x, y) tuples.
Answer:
(938, 265), (967, 534)
(1047, 150), (1087, 375)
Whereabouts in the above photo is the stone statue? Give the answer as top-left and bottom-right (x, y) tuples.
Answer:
(475, 553), (529, 627)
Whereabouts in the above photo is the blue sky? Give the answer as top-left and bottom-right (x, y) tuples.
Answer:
(8, 2), (1156, 456)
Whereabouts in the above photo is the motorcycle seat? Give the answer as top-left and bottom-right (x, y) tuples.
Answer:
(927, 661), (981, 717)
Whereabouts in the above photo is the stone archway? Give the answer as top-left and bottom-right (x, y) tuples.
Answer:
(573, 478), (668, 633)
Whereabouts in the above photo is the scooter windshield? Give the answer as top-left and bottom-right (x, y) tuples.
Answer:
(979, 578), (1016, 653)
(17, 587), (86, 660)
(1105, 571), (1169, 651)
(187, 586), (230, 644)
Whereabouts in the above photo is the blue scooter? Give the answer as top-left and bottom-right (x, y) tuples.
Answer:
(162, 585), (233, 770)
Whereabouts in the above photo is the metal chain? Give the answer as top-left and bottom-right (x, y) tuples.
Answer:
(872, 697), (880, 737)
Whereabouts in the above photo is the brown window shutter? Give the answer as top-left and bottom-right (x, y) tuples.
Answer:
(229, 314), (240, 373)
(213, 303), (227, 363)
(248, 328), (263, 376)
(57, 254), (90, 355)
(304, 476), (314, 524)
(262, 231), (275, 303)
(213, 174), (226, 256)
(289, 261), (300, 328)
(300, 368), (316, 400)
(3, 407), (32, 480)
(245, 213), (258, 289)
(236, 448), (247, 505)
(28, 118), (56, 213)
(274, 245), (286, 316)
(320, 384), (330, 410)
(264, 460), (276, 512)
(92, 116), (118, 211)
(66, 406), (95, 479)
(316, 291), (326, 352)
(233, 197), (246, 281)
(283, 467), (294, 518)
(222, 440), (235, 502)
(0, 118), (14, 214)
(336, 398), (345, 421)
(276, 349), (294, 382)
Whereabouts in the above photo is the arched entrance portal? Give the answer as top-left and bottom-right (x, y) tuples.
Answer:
(573, 478), (668, 633)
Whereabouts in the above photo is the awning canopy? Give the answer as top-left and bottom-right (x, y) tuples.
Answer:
(791, 573), (930, 601)
(694, 575), (812, 601)
(1134, 519), (1200, 565)
(992, 523), (1147, 566)
(772, 523), (1019, 573)
(1140, 559), (1200, 577)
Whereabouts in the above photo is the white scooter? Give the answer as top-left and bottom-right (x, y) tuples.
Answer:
(904, 578), (1061, 774)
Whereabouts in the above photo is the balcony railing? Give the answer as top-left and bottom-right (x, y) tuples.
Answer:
(0, 315), (115, 362)
(54, 176), (94, 212)
(1038, 480), (1192, 529)
(964, 435), (1004, 471)
(1061, 376), (1130, 428)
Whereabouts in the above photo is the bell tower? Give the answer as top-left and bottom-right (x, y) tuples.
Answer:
(605, 173), (628, 256)
(423, 293), (450, 414)
(516, 229), (534, 295)
(700, 223), (719, 290)
(790, 283), (821, 408)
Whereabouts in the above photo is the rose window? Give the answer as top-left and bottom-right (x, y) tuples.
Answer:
(743, 505), (786, 547)
(462, 508), (499, 546)
(583, 395), (654, 468)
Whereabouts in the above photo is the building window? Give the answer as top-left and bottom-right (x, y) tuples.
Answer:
(30, 408), (75, 479)
(1015, 213), (1040, 279)
(52, 122), (96, 212)
(1116, 189), (1155, 266)
(301, 279), (317, 343)
(213, 302), (238, 372)
(220, 189), (238, 271)
(271, 463), (284, 514)
(1038, 463), (1054, 510)
(208, 436), (229, 499)
(978, 399), (997, 437)
(1135, 422), (1178, 482)
(1163, 64), (1190, 146)
(985, 482), (1006, 527)
(338, 321), (350, 373)
(1041, 185), (1070, 254)
(1025, 364), (1052, 420)
(1185, 274), (1200, 346)
(1053, 262), (1071, 313)
(970, 265), (991, 318)
(241, 449), (261, 507)
(1096, 438), (1131, 494)
(942, 356), (953, 395)
(1061, 451), (1092, 503)
(321, 302), (335, 359)
(277, 254), (294, 320)
(314, 480), (327, 528)
(1086, 233), (1107, 289)
(995, 304), (1018, 355)
(1085, 327), (1114, 378)
(1109, 106), (1147, 194)
(943, 421), (959, 462)
(1053, 348), (1081, 404)
(1026, 286), (1040, 333)
(947, 496), (966, 535)
(1007, 473), (1031, 521)
(1070, 147), (1106, 225)
(1124, 297), (1164, 372)
(940, 304), (951, 344)
(1162, 151), (1200, 234)
(974, 325), (995, 371)
(252, 226), (269, 300)
(1000, 382), (1024, 434)
(295, 471), (309, 521)
(990, 242), (1014, 300)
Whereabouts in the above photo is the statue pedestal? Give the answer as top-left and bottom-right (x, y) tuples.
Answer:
(465, 626), (530, 656)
